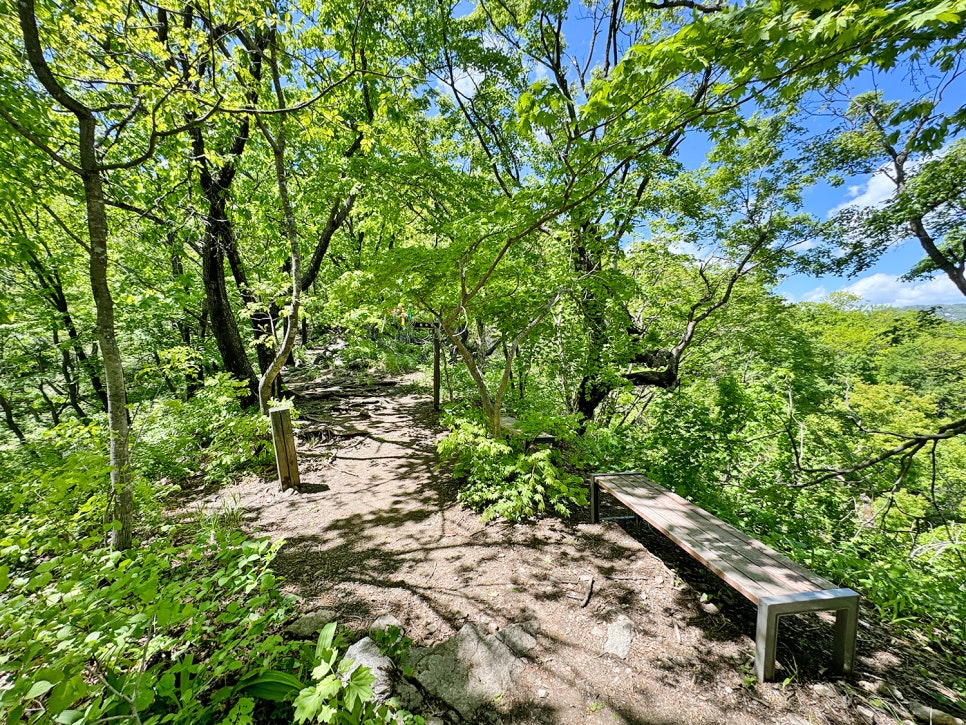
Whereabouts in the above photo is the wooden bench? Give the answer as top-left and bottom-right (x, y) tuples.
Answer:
(590, 472), (859, 682)
(500, 416), (555, 446)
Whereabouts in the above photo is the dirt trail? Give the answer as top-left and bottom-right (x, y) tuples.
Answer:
(197, 368), (948, 725)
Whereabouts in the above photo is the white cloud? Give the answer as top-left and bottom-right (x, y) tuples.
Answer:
(827, 142), (957, 218)
(454, 67), (484, 97)
(828, 171), (895, 217)
(841, 273), (963, 306)
(799, 286), (828, 303)
(790, 274), (963, 307)
(435, 67), (485, 100)
(668, 240), (709, 258)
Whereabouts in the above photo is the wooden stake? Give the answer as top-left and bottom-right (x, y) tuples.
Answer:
(269, 406), (300, 491)
(433, 324), (441, 412)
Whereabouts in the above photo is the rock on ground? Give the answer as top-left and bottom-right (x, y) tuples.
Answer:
(370, 614), (404, 634)
(345, 637), (395, 703)
(496, 624), (537, 656)
(603, 614), (636, 659)
(286, 609), (338, 638)
(411, 623), (523, 719)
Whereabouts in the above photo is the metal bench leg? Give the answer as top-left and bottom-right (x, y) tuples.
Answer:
(755, 600), (780, 682)
(590, 476), (600, 524)
(832, 596), (859, 676)
(756, 589), (860, 682)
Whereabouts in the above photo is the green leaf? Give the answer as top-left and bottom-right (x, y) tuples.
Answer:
(234, 670), (305, 702)
(25, 680), (55, 699)
(53, 712), (84, 724)
(292, 677), (341, 724)
(134, 686), (156, 712)
(47, 676), (88, 713)
(315, 621), (337, 658)
(343, 666), (375, 711)
(315, 703), (337, 723)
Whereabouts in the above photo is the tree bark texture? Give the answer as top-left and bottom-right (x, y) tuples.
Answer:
(200, 198), (260, 408)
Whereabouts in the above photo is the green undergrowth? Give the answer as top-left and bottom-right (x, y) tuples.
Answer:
(0, 512), (426, 723)
(0, 377), (422, 724)
(0, 475), (299, 724)
(437, 414), (587, 521)
(134, 373), (275, 485)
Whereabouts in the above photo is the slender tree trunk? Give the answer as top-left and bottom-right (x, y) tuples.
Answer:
(17, 0), (133, 549)
(440, 319), (498, 432)
(223, 230), (276, 374)
(53, 327), (89, 421)
(257, 39), (301, 413)
(0, 390), (27, 443)
(25, 251), (107, 411)
(81, 141), (133, 550)
(168, 238), (203, 398)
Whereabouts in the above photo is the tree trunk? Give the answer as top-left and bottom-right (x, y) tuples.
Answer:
(24, 250), (107, 411)
(0, 389), (27, 443)
(16, 0), (133, 549)
(189, 111), (261, 406)
(201, 202), (260, 408)
(223, 230), (276, 374)
(53, 327), (89, 421)
(573, 231), (614, 426)
(168, 239), (203, 398)
(257, 39), (303, 413)
(82, 136), (133, 551)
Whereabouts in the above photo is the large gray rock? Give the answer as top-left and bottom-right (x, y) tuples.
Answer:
(370, 614), (404, 635)
(286, 609), (338, 638)
(393, 678), (424, 712)
(909, 702), (964, 725)
(497, 625), (537, 656)
(412, 623), (523, 719)
(603, 615), (636, 659)
(345, 637), (395, 703)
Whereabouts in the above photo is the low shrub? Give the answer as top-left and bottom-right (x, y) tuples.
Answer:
(134, 373), (273, 485)
(438, 418), (586, 521)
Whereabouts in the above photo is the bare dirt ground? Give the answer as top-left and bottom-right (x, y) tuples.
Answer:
(191, 365), (964, 725)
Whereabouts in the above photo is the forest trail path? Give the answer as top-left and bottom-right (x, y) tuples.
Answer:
(203, 368), (912, 725)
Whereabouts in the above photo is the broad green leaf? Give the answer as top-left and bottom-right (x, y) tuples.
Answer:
(344, 666), (375, 711)
(234, 670), (305, 701)
(25, 680), (55, 700)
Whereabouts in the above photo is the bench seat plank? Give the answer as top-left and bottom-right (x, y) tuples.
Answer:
(595, 473), (833, 603)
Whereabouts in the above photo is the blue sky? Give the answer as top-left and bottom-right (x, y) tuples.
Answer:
(742, 60), (963, 308)
(775, 153), (965, 308)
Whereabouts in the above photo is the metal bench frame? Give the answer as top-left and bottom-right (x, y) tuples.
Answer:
(591, 472), (859, 682)
(755, 589), (858, 681)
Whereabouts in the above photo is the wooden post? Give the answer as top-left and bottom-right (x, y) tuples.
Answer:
(590, 476), (600, 524)
(433, 324), (441, 412)
(269, 406), (300, 491)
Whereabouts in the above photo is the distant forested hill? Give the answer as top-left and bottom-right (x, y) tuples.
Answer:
(903, 304), (966, 322)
